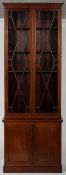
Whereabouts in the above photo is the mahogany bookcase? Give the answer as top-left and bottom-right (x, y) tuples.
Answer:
(3, 3), (63, 173)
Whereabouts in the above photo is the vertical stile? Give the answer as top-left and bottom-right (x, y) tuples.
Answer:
(58, 9), (62, 114)
(4, 9), (8, 113)
(30, 9), (36, 113)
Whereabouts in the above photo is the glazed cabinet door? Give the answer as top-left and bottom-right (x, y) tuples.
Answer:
(35, 10), (59, 113)
(8, 10), (30, 113)
(5, 8), (60, 115)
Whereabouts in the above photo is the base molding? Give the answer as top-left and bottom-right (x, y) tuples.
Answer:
(3, 164), (62, 173)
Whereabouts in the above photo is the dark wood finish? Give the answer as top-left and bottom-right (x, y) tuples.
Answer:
(3, 3), (63, 9)
(3, 165), (62, 173)
(3, 3), (63, 173)
(3, 113), (63, 120)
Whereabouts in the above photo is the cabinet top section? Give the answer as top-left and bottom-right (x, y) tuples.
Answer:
(3, 3), (63, 9)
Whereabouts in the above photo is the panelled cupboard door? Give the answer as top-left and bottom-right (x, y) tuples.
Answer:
(33, 122), (61, 165)
(5, 123), (32, 164)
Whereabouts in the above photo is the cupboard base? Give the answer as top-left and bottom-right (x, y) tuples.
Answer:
(3, 164), (62, 173)
(3, 119), (62, 173)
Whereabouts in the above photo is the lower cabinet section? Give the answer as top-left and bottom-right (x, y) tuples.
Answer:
(4, 120), (62, 173)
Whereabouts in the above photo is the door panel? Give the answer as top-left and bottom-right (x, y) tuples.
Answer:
(35, 11), (58, 113)
(33, 122), (61, 165)
(8, 10), (30, 113)
(5, 122), (32, 164)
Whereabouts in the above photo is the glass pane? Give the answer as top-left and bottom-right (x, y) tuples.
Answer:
(8, 10), (30, 113)
(36, 11), (58, 113)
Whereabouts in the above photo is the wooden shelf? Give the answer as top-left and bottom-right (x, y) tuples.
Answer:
(8, 70), (57, 73)
(8, 51), (57, 54)
(8, 27), (57, 31)
(36, 70), (57, 73)
(8, 27), (30, 30)
(36, 27), (58, 30)
(8, 70), (30, 73)
(36, 51), (58, 54)
(8, 51), (30, 54)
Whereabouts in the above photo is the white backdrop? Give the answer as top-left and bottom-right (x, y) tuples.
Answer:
(0, 18), (66, 174)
